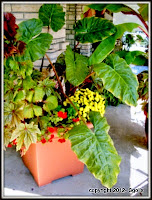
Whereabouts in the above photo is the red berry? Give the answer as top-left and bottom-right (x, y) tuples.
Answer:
(50, 134), (54, 139)
(48, 138), (53, 142)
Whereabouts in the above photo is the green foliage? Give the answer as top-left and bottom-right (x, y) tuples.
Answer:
(39, 4), (65, 31)
(16, 18), (53, 62)
(74, 17), (116, 43)
(88, 4), (133, 13)
(65, 45), (89, 86)
(68, 111), (121, 188)
(93, 54), (139, 106)
(116, 50), (148, 66)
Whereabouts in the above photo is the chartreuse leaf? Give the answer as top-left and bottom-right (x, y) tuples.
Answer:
(89, 22), (140, 65)
(10, 122), (40, 153)
(23, 76), (36, 90)
(33, 105), (43, 117)
(74, 17), (116, 43)
(39, 4), (65, 32)
(93, 54), (139, 106)
(65, 45), (89, 86)
(68, 111), (121, 188)
(18, 60), (33, 78)
(4, 102), (24, 127)
(13, 90), (26, 103)
(33, 87), (45, 102)
(16, 18), (53, 62)
(43, 95), (58, 112)
(23, 104), (34, 119)
(26, 90), (34, 102)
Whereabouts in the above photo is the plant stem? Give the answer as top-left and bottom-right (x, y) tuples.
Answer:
(45, 53), (86, 125)
(40, 25), (50, 72)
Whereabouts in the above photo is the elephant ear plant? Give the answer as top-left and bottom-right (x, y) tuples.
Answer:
(4, 3), (148, 189)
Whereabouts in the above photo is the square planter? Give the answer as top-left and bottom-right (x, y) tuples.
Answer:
(22, 123), (93, 186)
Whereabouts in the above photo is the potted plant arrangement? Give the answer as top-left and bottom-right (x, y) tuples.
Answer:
(4, 3), (148, 188)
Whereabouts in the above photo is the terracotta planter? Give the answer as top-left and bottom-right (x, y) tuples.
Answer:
(22, 122), (93, 187)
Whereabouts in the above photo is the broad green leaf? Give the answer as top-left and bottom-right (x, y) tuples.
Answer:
(23, 105), (34, 119)
(138, 4), (148, 22)
(25, 33), (53, 62)
(16, 18), (53, 62)
(89, 23), (140, 66)
(43, 95), (58, 111)
(88, 4), (132, 12)
(89, 35), (116, 65)
(114, 23), (140, 39)
(39, 116), (50, 129)
(68, 111), (121, 188)
(10, 122), (40, 154)
(33, 105), (43, 116)
(16, 18), (43, 43)
(13, 90), (26, 103)
(65, 45), (89, 86)
(93, 54), (139, 106)
(33, 87), (45, 102)
(26, 90), (34, 102)
(4, 126), (15, 148)
(39, 4), (65, 31)
(74, 17), (116, 43)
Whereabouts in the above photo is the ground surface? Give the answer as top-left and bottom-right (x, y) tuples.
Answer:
(2, 102), (150, 198)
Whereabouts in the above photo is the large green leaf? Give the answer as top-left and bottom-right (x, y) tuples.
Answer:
(114, 23), (140, 39)
(25, 33), (53, 62)
(74, 17), (116, 43)
(89, 35), (116, 65)
(68, 111), (121, 188)
(16, 18), (53, 62)
(89, 23), (140, 66)
(93, 54), (139, 106)
(39, 4), (65, 32)
(65, 45), (89, 86)
(10, 122), (40, 153)
(88, 4), (132, 12)
(16, 18), (43, 43)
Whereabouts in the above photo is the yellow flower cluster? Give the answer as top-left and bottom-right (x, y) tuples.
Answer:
(63, 88), (105, 121)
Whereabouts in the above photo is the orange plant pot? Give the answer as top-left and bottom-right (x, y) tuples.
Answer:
(22, 122), (93, 187)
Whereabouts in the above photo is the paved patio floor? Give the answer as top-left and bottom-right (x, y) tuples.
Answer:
(2, 101), (150, 198)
